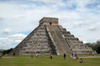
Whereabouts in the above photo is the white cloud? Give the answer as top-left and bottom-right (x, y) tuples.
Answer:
(0, 3), (21, 19)
(32, 0), (64, 5)
(8, 34), (26, 39)
(40, 0), (55, 2)
(3, 28), (11, 34)
(73, 22), (87, 27)
(0, 38), (14, 46)
(0, 42), (2, 45)
(73, 21), (96, 27)
(14, 40), (22, 43)
(88, 26), (97, 31)
(97, 5), (100, 8)
(0, 33), (27, 49)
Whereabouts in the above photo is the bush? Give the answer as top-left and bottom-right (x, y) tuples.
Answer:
(2, 48), (13, 55)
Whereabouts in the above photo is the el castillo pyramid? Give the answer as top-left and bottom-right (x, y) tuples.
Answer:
(11, 17), (96, 55)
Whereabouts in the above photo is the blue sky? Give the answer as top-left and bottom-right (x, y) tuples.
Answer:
(0, 0), (100, 49)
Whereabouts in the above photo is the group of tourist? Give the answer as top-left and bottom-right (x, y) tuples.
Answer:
(70, 52), (83, 63)
(30, 52), (83, 63)
(0, 52), (83, 63)
(70, 52), (78, 60)
(49, 53), (83, 63)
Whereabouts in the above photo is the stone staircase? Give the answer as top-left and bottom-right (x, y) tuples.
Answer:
(46, 25), (72, 55)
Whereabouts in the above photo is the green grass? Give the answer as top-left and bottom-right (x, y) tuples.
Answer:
(78, 54), (100, 56)
(0, 55), (100, 66)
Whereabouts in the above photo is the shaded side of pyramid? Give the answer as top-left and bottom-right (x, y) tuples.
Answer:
(58, 26), (96, 54)
(11, 17), (96, 55)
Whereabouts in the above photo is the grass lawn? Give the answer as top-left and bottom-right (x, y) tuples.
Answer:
(0, 55), (100, 66)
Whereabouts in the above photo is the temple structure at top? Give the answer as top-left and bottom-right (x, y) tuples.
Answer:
(39, 17), (58, 25)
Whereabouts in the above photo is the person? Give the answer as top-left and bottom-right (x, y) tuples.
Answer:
(91, 52), (94, 56)
(13, 53), (15, 56)
(0, 53), (3, 59)
(80, 58), (83, 63)
(63, 54), (66, 60)
(50, 55), (52, 59)
(74, 53), (78, 60)
(31, 54), (33, 58)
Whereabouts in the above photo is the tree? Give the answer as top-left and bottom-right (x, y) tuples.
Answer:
(94, 40), (100, 53)
(85, 43), (95, 50)
(85, 40), (100, 54)
(2, 48), (13, 55)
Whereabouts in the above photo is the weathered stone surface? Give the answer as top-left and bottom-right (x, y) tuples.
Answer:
(11, 17), (96, 55)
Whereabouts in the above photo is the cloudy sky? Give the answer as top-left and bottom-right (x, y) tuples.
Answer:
(0, 0), (100, 49)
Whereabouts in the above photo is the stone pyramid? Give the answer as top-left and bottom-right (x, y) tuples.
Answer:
(11, 17), (96, 55)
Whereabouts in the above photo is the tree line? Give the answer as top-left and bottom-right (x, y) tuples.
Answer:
(85, 40), (100, 54)
(0, 48), (13, 55)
